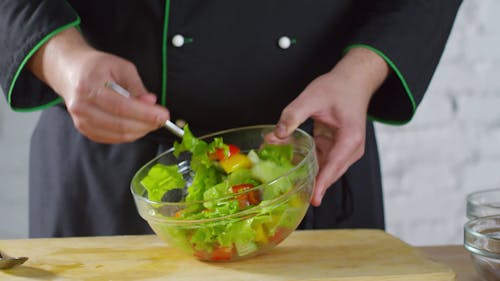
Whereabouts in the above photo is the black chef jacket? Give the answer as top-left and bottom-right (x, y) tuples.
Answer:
(0, 0), (462, 237)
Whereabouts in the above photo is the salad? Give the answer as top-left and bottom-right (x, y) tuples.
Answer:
(139, 125), (310, 261)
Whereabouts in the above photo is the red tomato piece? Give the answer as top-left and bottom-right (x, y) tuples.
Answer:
(247, 190), (261, 205)
(210, 246), (234, 261)
(231, 183), (254, 193)
(269, 227), (289, 245)
(194, 250), (210, 260)
(231, 184), (261, 208)
(236, 194), (249, 209)
(208, 144), (240, 161)
(174, 210), (183, 218)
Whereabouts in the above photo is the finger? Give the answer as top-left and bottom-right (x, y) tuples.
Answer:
(80, 125), (148, 144)
(263, 131), (291, 145)
(112, 61), (149, 97)
(310, 129), (365, 206)
(70, 102), (158, 143)
(85, 104), (160, 136)
(138, 92), (158, 105)
(95, 86), (169, 125)
(272, 95), (319, 140)
(110, 61), (159, 105)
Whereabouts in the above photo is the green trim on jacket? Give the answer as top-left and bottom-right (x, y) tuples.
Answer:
(161, 0), (172, 107)
(344, 44), (417, 125)
(8, 18), (81, 112)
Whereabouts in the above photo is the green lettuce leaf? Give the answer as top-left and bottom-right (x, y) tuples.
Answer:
(140, 163), (185, 202)
(203, 181), (230, 209)
(227, 169), (260, 186)
(173, 125), (226, 171)
(251, 160), (294, 200)
(257, 144), (293, 166)
(219, 219), (258, 255)
(185, 165), (221, 202)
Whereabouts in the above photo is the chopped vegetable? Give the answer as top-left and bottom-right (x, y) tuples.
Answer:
(219, 153), (252, 173)
(208, 144), (240, 161)
(231, 183), (261, 209)
(140, 164), (185, 202)
(210, 246), (234, 261)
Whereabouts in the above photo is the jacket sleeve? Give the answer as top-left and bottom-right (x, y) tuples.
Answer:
(346, 0), (462, 124)
(0, 0), (80, 112)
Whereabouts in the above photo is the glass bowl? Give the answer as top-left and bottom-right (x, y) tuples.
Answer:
(467, 188), (500, 219)
(131, 125), (318, 262)
(464, 215), (500, 280)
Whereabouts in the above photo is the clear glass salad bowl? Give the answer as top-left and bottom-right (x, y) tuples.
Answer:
(464, 215), (500, 281)
(131, 125), (318, 262)
(466, 188), (500, 219)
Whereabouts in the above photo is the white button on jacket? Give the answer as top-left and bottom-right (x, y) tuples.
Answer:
(278, 36), (292, 49)
(172, 34), (185, 47)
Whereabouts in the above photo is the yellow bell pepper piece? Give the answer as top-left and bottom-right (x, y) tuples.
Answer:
(254, 224), (269, 244)
(287, 193), (303, 208)
(219, 153), (252, 173)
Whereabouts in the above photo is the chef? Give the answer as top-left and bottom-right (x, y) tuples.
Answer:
(0, 0), (462, 237)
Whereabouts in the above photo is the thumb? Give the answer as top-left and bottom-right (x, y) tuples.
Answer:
(273, 96), (316, 139)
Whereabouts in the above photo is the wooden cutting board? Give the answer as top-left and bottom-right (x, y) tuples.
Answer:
(0, 230), (455, 281)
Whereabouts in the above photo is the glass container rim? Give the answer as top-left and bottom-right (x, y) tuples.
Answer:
(467, 187), (500, 203)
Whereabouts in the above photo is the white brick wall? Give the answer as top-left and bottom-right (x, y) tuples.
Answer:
(378, 0), (500, 246)
(0, 0), (499, 245)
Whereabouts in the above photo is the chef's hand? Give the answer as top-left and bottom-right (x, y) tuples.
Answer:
(266, 47), (390, 206)
(27, 27), (169, 143)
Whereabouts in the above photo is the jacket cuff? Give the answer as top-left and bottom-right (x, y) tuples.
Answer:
(344, 1), (462, 125)
(344, 44), (416, 125)
(0, 1), (80, 111)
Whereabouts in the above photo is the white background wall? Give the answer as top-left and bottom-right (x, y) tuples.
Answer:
(0, 95), (36, 238)
(1, 0), (499, 245)
(377, 0), (500, 245)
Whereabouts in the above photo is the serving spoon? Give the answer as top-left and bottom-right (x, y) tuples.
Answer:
(105, 81), (185, 138)
(0, 250), (28, 269)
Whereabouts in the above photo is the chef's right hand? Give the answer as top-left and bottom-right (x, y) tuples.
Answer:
(27, 27), (169, 144)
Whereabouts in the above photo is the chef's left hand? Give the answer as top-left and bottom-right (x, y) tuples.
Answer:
(266, 47), (390, 206)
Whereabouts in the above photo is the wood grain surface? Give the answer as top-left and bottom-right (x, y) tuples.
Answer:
(0, 230), (456, 281)
(419, 245), (480, 281)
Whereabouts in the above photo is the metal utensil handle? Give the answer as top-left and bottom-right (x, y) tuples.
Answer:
(165, 120), (184, 137)
(105, 81), (184, 138)
(105, 81), (131, 98)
